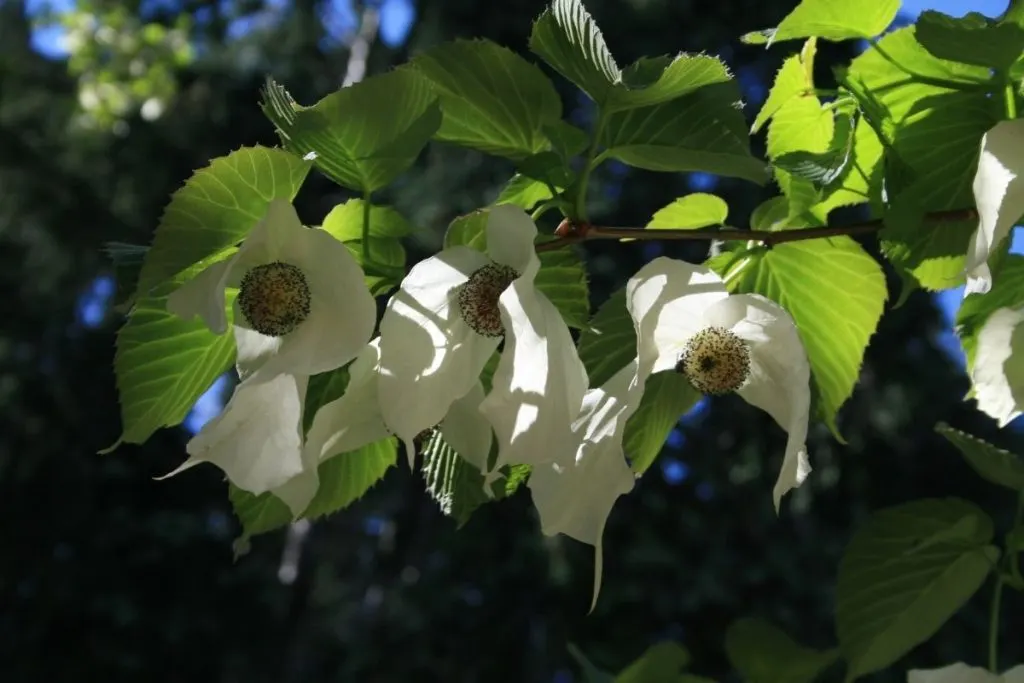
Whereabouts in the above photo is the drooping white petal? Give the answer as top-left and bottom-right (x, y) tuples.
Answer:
(166, 258), (236, 334)
(1003, 666), (1024, 683)
(626, 256), (729, 379)
(243, 226), (377, 383)
(485, 204), (541, 280)
(439, 382), (493, 473)
(481, 279), (588, 472)
(304, 339), (390, 465)
(157, 373), (308, 497)
(704, 293), (812, 512)
(528, 361), (640, 612)
(270, 437), (320, 518)
(233, 326), (284, 381)
(972, 306), (1024, 426)
(378, 246), (496, 464)
(966, 119), (1024, 295)
(908, 663), (999, 683)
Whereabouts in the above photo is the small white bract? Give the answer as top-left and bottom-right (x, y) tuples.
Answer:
(304, 338), (493, 471)
(627, 256), (813, 511)
(908, 663), (1024, 683)
(376, 204), (587, 470)
(167, 198), (376, 383)
(971, 306), (1024, 426)
(158, 372), (316, 517)
(964, 118), (1024, 296)
(528, 361), (641, 612)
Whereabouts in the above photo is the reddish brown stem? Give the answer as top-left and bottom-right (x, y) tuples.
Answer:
(536, 208), (978, 252)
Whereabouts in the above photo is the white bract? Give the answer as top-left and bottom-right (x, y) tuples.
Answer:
(167, 198), (376, 383)
(528, 361), (641, 612)
(304, 339), (493, 471)
(965, 118), (1024, 295)
(158, 372), (317, 517)
(908, 663), (1024, 683)
(627, 256), (812, 510)
(377, 204), (586, 469)
(971, 306), (1024, 426)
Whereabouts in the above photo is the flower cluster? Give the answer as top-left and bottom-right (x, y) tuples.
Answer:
(164, 200), (814, 607)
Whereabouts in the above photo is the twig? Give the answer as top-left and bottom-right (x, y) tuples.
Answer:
(538, 208), (978, 252)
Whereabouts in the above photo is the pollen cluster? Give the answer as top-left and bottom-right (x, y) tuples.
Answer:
(457, 263), (519, 337)
(676, 326), (751, 395)
(237, 261), (312, 337)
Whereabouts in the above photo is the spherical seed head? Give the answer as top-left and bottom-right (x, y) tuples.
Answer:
(237, 261), (312, 337)
(676, 326), (751, 395)
(457, 263), (519, 337)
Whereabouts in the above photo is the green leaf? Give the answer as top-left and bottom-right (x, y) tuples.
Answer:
(742, 0), (901, 45)
(231, 437), (397, 540)
(496, 174), (556, 211)
(528, 0), (732, 112)
(545, 120), (590, 160)
(134, 146), (310, 297)
(421, 430), (492, 527)
(261, 72), (441, 192)
(577, 289), (635, 388)
(749, 197), (791, 231)
(623, 372), (700, 474)
(725, 618), (839, 683)
(112, 274), (236, 447)
(444, 209), (591, 329)
(936, 423), (1024, 491)
(518, 151), (575, 188)
(410, 38), (562, 159)
(714, 237), (887, 436)
(601, 82), (770, 184)
(774, 109), (856, 186)
(320, 198), (409, 292)
(842, 27), (996, 290)
(752, 40), (818, 134)
(614, 642), (691, 683)
(836, 498), (999, 680)
(529, 0), (621, 106)
(957, 256), (1024, 369)
(916, 11), (1024, 71)
(647, 194), (728, 230)
(568, 644), (616, 683)
(302, 367), (351, 434)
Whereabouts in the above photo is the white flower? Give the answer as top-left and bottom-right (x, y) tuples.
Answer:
(908, 663), (1024, 683)
(304, 338), (493, 470)
(377, 204), (585, 469)
(168, 198), (376, 383)
(528, 361), (641, 612)
(626, 256), (813, 510)
(971, 306), (1024, 426)
(158, 372), (316, 517)
(965, 118), (1024, 296)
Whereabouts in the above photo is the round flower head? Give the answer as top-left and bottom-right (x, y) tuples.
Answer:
(908, 663), (1024, 683)
(528, 361), (640, 612)
(158, 372), (317, 517)
(626, 256), (813, 511)
(965, 118), (1024, 296)
(304, 338), (493, 470)
(377, 204), (584, 469)
(971, 306), (1024, 426)
(167, 198), (376, 383)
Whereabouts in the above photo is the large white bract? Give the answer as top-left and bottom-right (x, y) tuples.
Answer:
(626, 256), (813, 510)
(971, 306), (1024, 426)
(965, 118), (1024, 296)
(908, 663), (1024, 683)
(376, 204), (587, 470)
(167, 198), (377, 383)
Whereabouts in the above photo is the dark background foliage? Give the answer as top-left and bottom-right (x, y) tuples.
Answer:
(0, 0), (1021, 681)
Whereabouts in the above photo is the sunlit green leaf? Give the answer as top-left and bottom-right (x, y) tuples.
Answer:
(602, 82), (769, 184)
(742, 0), (901, 45)
(647, 193), (728, 230)
(836, 498), (998, 680)
(916, 11), (1024, 71)
(134, 146), (310, 297)
(713, 237), (887, 436)
(410, 38), (562, 159)
(320, 198), (409, 293)
(261, 72), (441, 192)
(623, 373), (700, 475)
(614, 642), (691, 683)
(496, 174), (557, 211)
